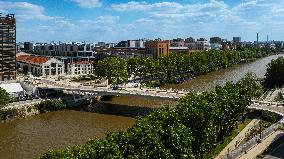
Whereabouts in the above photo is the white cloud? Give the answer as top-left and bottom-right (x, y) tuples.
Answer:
(55, 18), (75, 28)
(0, 1), (53, 20)
(97, 15), (119, 24)
(70, 0), (101, 8)
(112, 0), (230, 19)
(112, 1), (184, 12)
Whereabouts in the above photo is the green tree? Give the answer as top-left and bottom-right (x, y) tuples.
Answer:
(265, 57), (284, 87)
(96, 57), (129, 85)
(0, 88), (9, 108)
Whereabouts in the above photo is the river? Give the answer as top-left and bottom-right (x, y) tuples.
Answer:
(0, 54), (283, 159)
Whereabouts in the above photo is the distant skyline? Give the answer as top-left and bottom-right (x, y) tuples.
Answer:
(1, 0), (284, 43)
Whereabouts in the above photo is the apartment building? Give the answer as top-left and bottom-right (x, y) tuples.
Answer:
(195, 38), (211, 50)
(115, 39), (145, 48)
(67, 61), (93, 75)
(210, 37), (222, 44)
(33, 42), (95, 57)
(0, 14), (16, 81)
(170, 38), (185, 47)
(233, 37), (241, 44)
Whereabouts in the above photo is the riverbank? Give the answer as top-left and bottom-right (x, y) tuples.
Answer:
(0, 102), (41, 122)
(0, 96), (88, 122)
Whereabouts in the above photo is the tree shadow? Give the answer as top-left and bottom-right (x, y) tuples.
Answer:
(71, 102), (155, 118)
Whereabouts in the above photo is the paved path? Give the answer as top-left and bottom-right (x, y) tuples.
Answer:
(264, 142), (284, 159)
(239, 131), (284, 159)
(215, 119), (260, 159)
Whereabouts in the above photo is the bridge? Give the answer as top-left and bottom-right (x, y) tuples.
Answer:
(249, 100), (284, 116)
(35, 80), (188, 101)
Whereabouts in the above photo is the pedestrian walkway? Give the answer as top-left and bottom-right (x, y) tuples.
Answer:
(239, 131), (284, 159)
(215, 119), (260, 159)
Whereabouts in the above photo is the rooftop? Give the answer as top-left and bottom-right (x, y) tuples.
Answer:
(17, 55), (49, 64)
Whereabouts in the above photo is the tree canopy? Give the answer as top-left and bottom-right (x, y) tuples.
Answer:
(0, 88), (9, 108)
(265, 56), (284, 87)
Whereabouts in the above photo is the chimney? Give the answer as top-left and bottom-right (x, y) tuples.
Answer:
(257, 33), (259, 44)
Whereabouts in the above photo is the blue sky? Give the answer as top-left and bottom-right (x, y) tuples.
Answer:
(1, 0), (284, 43)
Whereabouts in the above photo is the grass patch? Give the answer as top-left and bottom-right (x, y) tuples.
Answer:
(210, 118), (253, 158)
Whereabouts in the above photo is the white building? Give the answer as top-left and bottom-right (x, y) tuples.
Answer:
(17, 55), (65, 76)
(67, 61), (93, 75)
(196, 38), (211, 50)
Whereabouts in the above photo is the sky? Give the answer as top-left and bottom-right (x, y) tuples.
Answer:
(1, 0), (284, 43)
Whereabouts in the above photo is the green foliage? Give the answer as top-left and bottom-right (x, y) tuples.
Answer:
(0, 88), (9, 108)
(95, 47), (277, 85)
(0, 108), (18, 121)
(108, 108), (194, 159)
(95, 57), (128, 84)
(265, 56), (284, 87)
(41, 73), (263, 159)
(36, 99), (67, 113)
(41, 139), (123, 159)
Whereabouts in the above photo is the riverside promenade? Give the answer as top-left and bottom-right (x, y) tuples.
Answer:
(215, 119), (260, 159)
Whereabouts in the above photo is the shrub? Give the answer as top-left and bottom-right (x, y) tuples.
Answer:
(36, 99), (67, 113)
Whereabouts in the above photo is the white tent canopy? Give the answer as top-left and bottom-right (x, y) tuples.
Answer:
(0, 83), (25, 98)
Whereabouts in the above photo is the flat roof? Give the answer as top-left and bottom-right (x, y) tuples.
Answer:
(0, 83), (24, 93)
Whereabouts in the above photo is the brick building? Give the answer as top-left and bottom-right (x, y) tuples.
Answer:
(145, 39), (170, 58)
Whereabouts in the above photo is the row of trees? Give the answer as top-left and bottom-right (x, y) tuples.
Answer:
(41, 73), (263, 159)
(95, 47), (277, 85)
(265, 56), (284, 87)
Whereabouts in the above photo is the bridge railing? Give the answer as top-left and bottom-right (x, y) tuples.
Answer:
(251, 100), (284, 107)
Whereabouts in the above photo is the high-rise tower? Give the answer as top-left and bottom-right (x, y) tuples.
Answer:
(0, 14), (16, 81)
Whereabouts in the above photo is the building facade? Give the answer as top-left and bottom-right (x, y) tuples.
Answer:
(196, 38), (211, 50)
(210, 37), (222, 44)
(233, 37), (241, 44)
(67, 61), (93, 75)
(170, 38), (185, 47)
(94, 47), (150, 59)
(145, 39), (170, 58)
(17, 55), (65, 76)
(0, 14), (16, 81)
(23, 42), (33, 52)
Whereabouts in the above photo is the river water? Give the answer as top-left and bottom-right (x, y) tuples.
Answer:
(0, 54), (283, 159)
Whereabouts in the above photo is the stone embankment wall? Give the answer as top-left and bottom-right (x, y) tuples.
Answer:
(0, 103), (40, 122)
